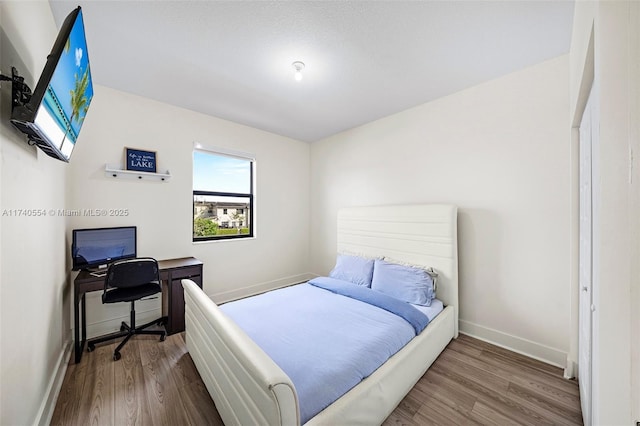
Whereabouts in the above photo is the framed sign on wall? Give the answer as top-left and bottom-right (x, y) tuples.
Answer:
(125, 148), (157, 173)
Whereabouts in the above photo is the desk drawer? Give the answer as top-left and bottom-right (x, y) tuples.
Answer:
(171, 266), (201, 280)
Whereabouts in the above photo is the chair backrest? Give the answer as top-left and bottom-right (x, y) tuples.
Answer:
(105, 257), (159, 289)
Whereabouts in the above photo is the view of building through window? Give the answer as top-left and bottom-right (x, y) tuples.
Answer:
(193, 149), (253, 241)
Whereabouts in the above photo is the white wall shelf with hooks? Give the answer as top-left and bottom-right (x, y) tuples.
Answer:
(105, 165), (171, 181)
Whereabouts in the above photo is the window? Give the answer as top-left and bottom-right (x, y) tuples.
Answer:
(193, 149), (254, 241)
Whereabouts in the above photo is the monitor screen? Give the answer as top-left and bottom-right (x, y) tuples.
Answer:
(10, 6), (93, 162)
(72, 226), (137, 270)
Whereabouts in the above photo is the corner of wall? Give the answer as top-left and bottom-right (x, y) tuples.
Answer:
(33, 339), (73, 426)
(1, 3), (72, 425)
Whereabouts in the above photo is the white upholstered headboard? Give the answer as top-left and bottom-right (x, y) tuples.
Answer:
(336, 204), (459, 335)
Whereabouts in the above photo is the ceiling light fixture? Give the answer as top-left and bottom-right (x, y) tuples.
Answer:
(292, 61), (305, 82)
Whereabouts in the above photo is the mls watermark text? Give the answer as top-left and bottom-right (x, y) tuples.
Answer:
(2, 208), (129, 217)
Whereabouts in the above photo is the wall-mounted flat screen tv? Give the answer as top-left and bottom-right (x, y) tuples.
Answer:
(10, 6), (93, 162)
(72, 226), (137, 271)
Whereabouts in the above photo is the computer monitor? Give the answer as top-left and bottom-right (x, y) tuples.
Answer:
(71, 226), (137, 271)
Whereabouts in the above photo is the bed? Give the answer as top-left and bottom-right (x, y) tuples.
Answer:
(182, 204), (458, 425)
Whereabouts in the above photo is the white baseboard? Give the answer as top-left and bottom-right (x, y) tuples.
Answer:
(211, 273), (317, 303)
(75, 292), (163, 339)
(34, 338), (73, 426)
(564, 357), (577, 379)
(84, 308), (164, 339)
(459, 319), (567, 369)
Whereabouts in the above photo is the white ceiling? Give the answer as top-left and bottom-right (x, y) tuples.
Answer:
(49, 1), (574, 142)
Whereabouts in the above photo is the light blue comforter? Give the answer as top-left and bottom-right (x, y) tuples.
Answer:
(219, 278), (430, 424)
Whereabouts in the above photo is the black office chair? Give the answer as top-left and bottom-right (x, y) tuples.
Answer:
(87, 257), (166, 361)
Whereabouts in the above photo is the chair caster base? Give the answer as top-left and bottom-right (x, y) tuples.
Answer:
(113, 351), (121, 361)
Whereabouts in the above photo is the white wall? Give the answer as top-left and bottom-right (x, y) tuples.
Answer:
(632, 3), (640, 421)
(570, 1), (639, 424)
(3, 3), (635, 424)
(310, 55), (571, 366)
(0, 2), (72, 425)
(1, 7), (311, 420)
(67, 85), (311, 336)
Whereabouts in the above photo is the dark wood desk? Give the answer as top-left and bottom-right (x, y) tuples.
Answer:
(73, 257), (203, 363)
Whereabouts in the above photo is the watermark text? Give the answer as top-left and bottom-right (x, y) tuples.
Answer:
(2, 208), (130, 217)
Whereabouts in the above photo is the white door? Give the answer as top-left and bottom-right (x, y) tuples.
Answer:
(579, 89), (595, 426)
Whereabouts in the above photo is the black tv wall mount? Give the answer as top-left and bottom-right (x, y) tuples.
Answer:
(0, 67), (32, 110)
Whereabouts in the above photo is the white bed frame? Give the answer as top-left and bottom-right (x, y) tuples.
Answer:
(183, 204), (458, 425)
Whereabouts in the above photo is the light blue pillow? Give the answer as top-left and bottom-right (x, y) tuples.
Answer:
(371, 259), (435, 306)
(328, 254), (375, 287)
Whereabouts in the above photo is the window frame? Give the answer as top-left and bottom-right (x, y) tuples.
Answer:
(192, 147), (255, 242)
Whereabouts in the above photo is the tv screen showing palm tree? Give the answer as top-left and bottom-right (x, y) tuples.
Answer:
(33, 8), (93, 160)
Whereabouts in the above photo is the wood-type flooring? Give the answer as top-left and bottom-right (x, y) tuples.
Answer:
(51, 332), (582, 425)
